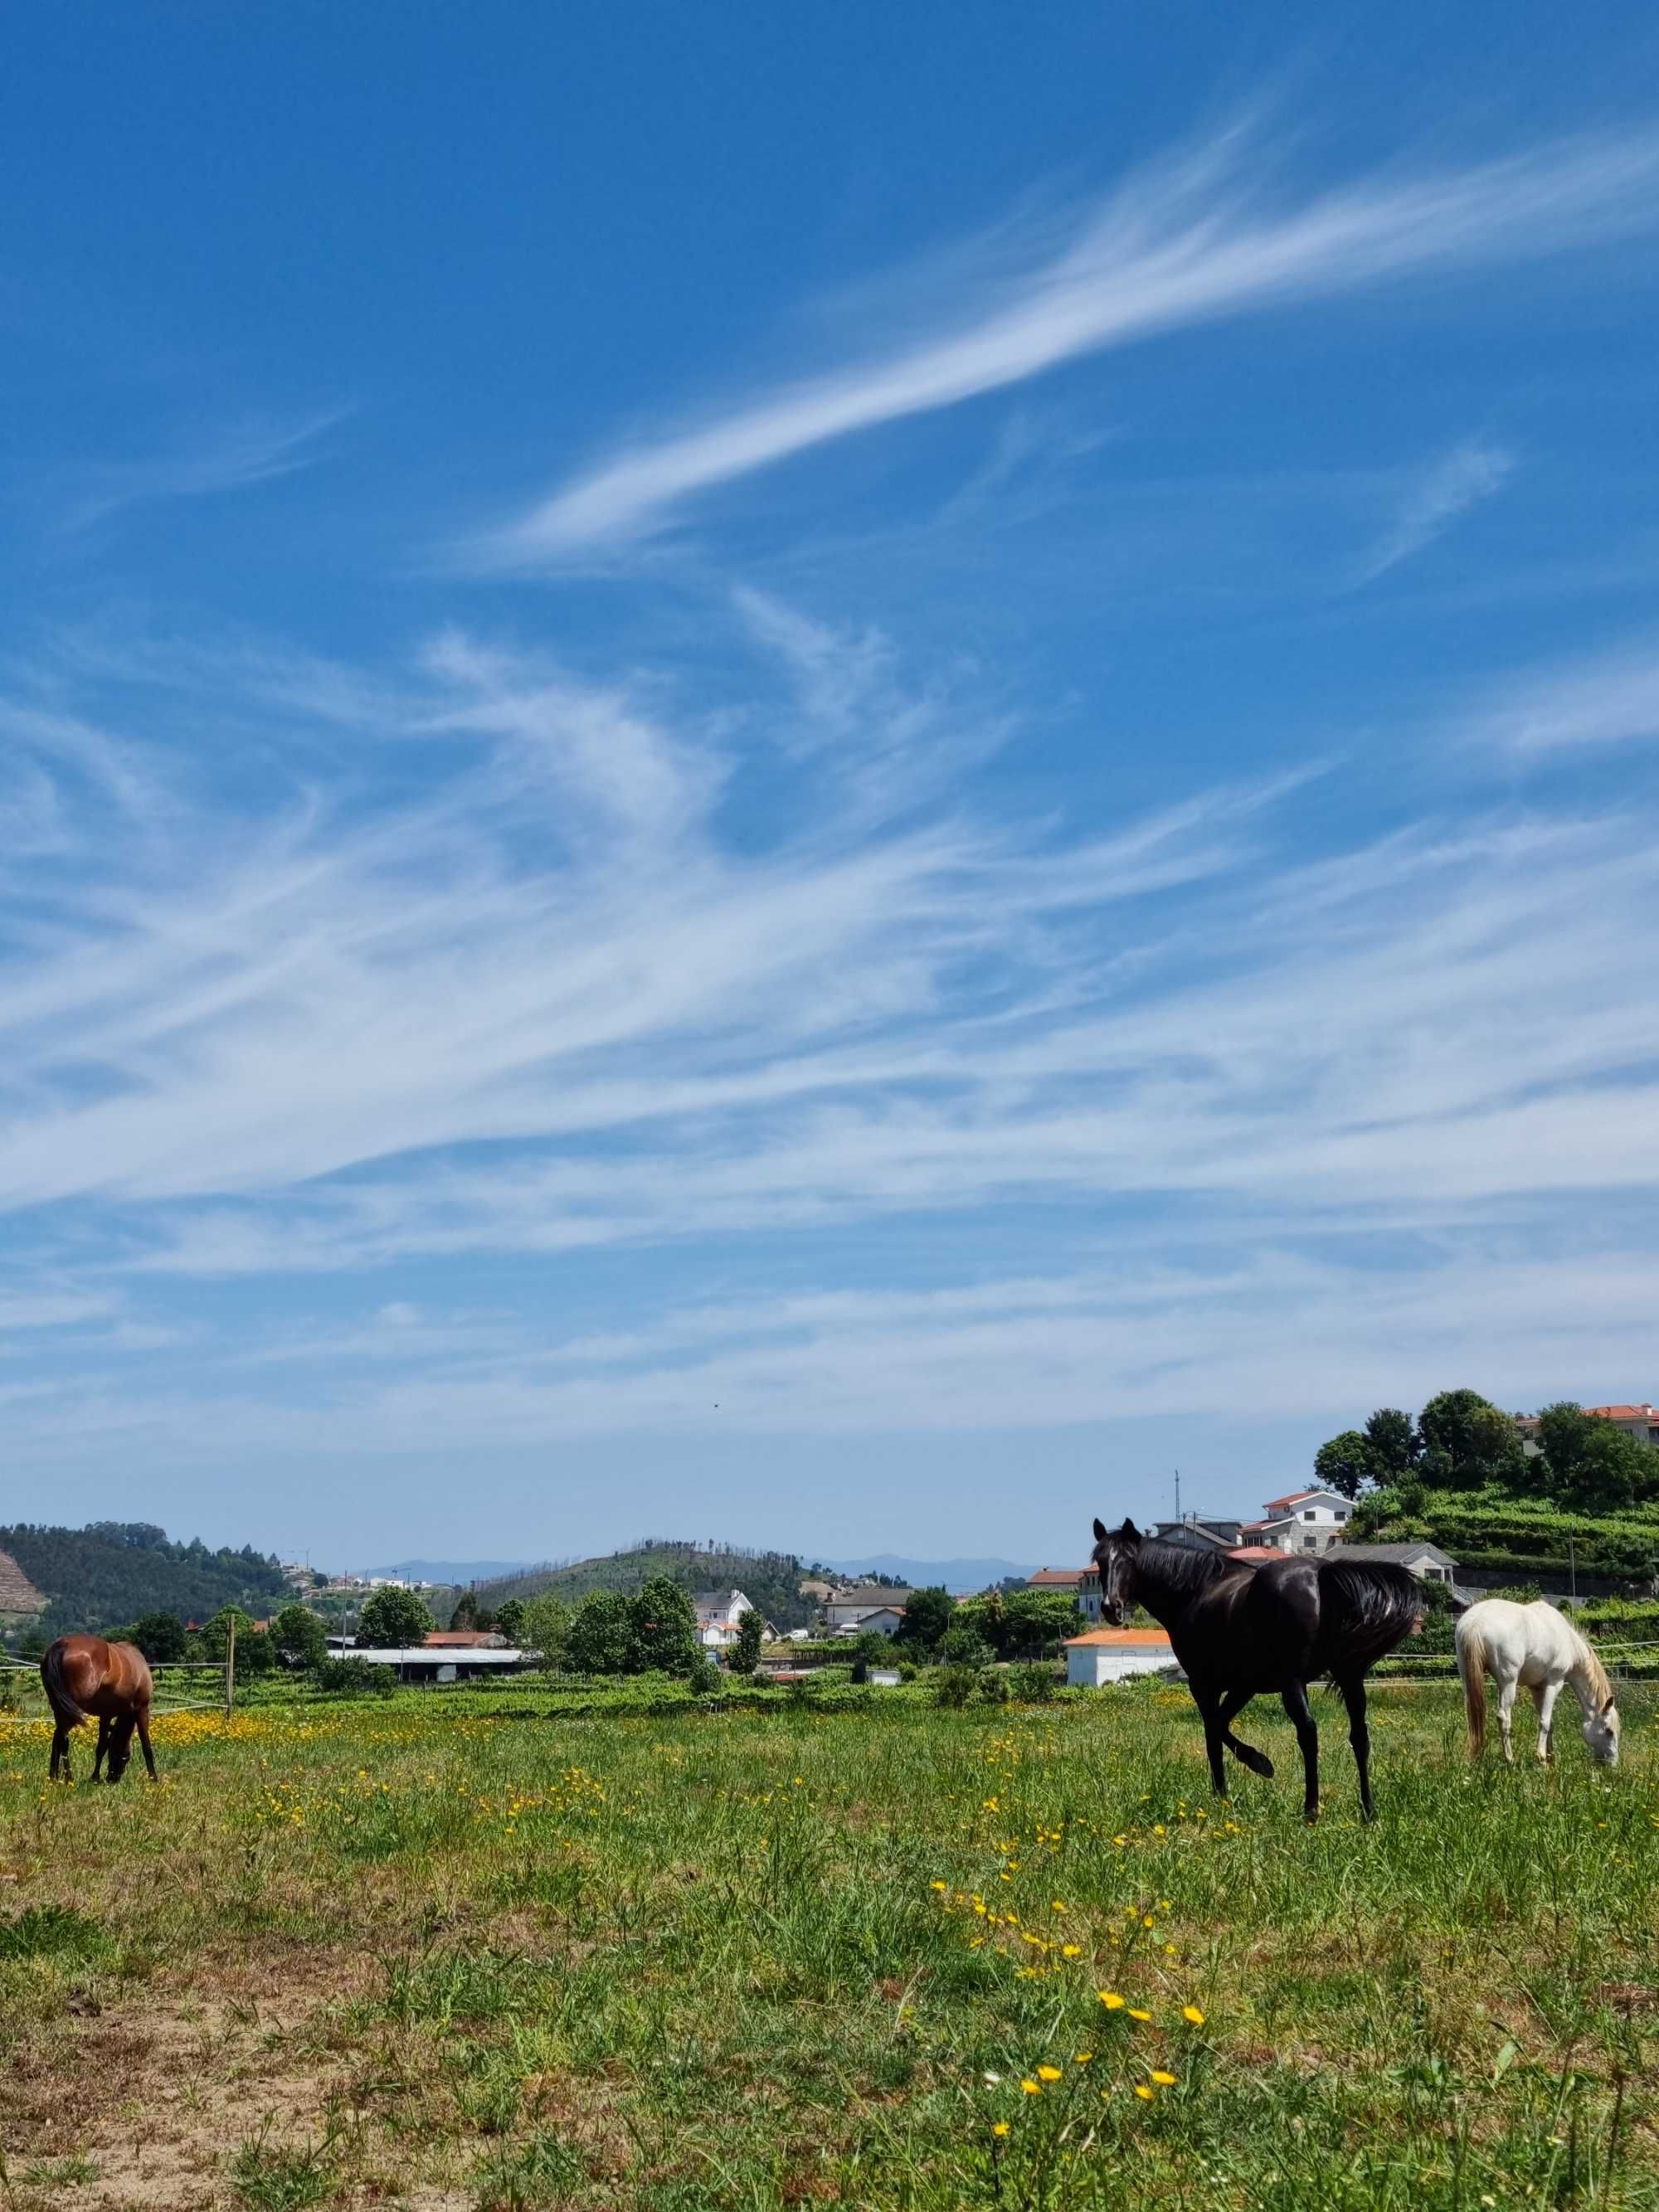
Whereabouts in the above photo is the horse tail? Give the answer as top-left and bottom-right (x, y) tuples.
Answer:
(1315, 1560), (1421, 1676)
(40, 1639), (88, 1726)
(1456, 1616), (1488, 1757)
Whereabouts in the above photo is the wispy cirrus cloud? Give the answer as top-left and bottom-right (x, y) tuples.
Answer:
(1468, 639), (1659, 753)
(1353, 435), (1515, 584)
(51, 406), (348, 536)
(480, 124), (1659, 564)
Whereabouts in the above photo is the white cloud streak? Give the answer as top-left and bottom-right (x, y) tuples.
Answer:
(1353, 436), (1515, 583)
(485, 125), (1659, 562)
(55, 408), (348, 535)
(1469, 639), (1659, 752)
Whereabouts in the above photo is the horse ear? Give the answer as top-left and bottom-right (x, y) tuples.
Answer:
(1121, 1517), (1141, 1541)
(1603, 1694), (1617, 1716)
(1092, 1517), (1107, 1543)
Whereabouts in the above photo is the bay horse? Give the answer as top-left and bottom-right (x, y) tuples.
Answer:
(1456, 1598), (1619, 1767)
(1090, 1518), (1422, 1821)
(40, 1636), (158, 1783)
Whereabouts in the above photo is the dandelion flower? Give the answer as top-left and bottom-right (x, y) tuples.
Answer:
(1182, 2005), (1205, 2025)
(1128, 2007), (1151, 2022)
(1021, 2078), (1042, 2095)
(1061, 1943), (1082, 1958)
(1037, 2064), (1063, 2082)
(1074, 2051), (1094, 2065)
(1098, 1991), (1126, 2010)
(1134, 2083), (1155, 2101)
(992, 2121), (1010, 2137)
(1151, 2070), (1177, 2086)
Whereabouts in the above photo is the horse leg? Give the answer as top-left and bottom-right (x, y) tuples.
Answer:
(1219, 1688), (1274, 1779)
(92, 1717), (110, 1782)
(49, 1723), (69, 1781)
(1497, 1676), (1518, 1765)
(1534, 1680), (1561, 1765)
(1190, 1684), (1228, 1795)
(134, 1708), (158, 1782)
(1338, 1675), (1374, 1821)
(1281, 1680), (1321, 1821)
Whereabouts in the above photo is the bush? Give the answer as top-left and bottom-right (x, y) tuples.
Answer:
(976, 1666), (1009, 1704)
(314, 1655), (395, 1697)
(932, 1665), (977, 1709)
(1010, 1662), (1057, 1702)
(686, 1654), (720, 1695)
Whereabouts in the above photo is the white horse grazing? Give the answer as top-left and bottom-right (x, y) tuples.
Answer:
(1456, 1599), (1619, 1767)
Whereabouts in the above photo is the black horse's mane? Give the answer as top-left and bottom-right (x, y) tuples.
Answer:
(1132, 1536), (1240, 1597)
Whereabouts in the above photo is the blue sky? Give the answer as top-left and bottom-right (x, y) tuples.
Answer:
(5, 5), (1659, 1566)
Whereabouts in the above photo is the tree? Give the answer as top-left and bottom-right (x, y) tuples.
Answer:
(731, 1607), (765, 1672)
(1313, 1431), (1383, 1500)
(629, 1578), (697, 1673)
(493, 1597), (527, 1644)
(356, 1587), (434, 1649)
(896, 1586), (954, 1651)
(937, 1620), (992, 1667)
(201, 1605), (255, 1660)
(1560, 1422), (1650, 1514)
(522, 1592), (571, 1670)
(450, 1590), (481, 1632)
(127, 1612), (187, 1663)
(565, 1588), (634, 1675)
(1364, 1407), (1419, 1476)
(272, 1602), (328, 1670)
(234, 1628), (277, 1676)
(998, 1587), (1082, 1656)
(1416, 1389), (1527, 1492)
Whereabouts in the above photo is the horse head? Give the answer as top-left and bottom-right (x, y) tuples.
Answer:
(1091, 1515), (1142, 1627)
(1584, 1693), (1620, 1767)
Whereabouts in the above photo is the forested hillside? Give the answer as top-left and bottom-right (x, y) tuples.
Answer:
(0, 1522), (289, 1641)
(472, 1541), (821, 1631)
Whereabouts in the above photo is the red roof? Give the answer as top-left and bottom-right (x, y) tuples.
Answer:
(1027, 1567), (1086, 1587)
(425, 1630), (504, 1647)
(1228, 1545), (1285, 1562)
(1262, 1489), (1319, 1512)
(1063, 1626), (1173, 1650)
(1585, 1403), (1656, 1422)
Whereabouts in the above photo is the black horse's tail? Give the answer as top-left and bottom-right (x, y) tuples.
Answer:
(1315, 1560), (1421, 1678)
(40, 1639), (88, 1725)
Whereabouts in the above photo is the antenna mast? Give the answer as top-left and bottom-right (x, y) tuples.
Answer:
(1174, 1467), (1181, 1524)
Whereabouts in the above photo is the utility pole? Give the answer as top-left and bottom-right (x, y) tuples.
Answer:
(1174, 1468), (1181, 1525)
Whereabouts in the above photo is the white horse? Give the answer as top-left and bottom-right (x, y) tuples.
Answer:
(1456, 1599), (1619, 1767)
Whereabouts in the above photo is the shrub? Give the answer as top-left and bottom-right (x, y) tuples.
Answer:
(1009, 1662), (1057, 1702)
(314, 1655), (394, 1697)
(932, 1665), (976, 1709)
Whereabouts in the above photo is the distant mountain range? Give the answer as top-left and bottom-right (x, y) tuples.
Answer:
(360, 1558), (538, 1585)
(825, 1554), (1039, 1594)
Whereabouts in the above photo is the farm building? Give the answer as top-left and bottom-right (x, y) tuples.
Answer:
(1064, 1626), (1177, 1688)
(832, 1605), (905, 1637)
(1331, 1539), (1458, 1584)
(349, 1645), (530, 1683)
(824, 1585), (913, 1629)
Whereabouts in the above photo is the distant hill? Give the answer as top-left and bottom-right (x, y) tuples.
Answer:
(360, 1558), (535, 1585)
(826, 1554), (1039, 1594)
(0, 1522), (289, 1641)
(474, 1541), (821, 1631)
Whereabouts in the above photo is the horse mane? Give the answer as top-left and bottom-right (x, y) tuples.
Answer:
(1568, 1618), (1614, 1707)
(1132, 1537), (1238, 1598)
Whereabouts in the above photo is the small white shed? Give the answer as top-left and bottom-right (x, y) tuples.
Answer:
(1064, 1627), (1177, 1688)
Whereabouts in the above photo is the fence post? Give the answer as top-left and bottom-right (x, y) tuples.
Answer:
(225, 1616), (236, 1719)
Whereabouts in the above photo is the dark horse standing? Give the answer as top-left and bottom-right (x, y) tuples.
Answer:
(1091, 1519), (1421, 1820)
(41, 1636), (158, 1783)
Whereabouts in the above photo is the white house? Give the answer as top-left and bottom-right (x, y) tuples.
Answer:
(1332, 1539), (1457, 1584)
(1239, 1488), (1357, 1556)
(693, 1588), (755, 1649)
(824, 1584), (912, 1630)
(832, 1604), (906, 1637)
(1064, 1626), (1178, 1688)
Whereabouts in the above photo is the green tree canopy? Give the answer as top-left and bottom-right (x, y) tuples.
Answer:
(565, 1588), (635, 1674)
(492, 1597), (527, 1644)
(450, 1589), (481, 1632)
(522, 1592), (571, 1669)
(897, 1586), (955, 1651)
(628, 1578), (698, 1673)
(127, 1611), (187, 1663)
(200, 1605), (254, 1660)
(1416, 1388), (1526, 1491)
(356, 1587), (434, 1649)
(731, 1607), (765, 1671)
(1313, 1431), (1383, 1500)
(272, 1602), (328, 1669)
(1364, 1407), (1419, 1475)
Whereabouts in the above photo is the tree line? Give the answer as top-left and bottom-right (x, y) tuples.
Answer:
(1314, 1391), (1659, 1517)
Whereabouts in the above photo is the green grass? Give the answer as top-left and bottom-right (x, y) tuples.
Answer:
(1, 1680), (1656, 2208)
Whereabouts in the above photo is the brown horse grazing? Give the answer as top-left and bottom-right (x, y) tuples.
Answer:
(40, 1636), (158, 1783)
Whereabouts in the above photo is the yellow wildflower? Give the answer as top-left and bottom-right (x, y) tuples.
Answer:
(1128, 2008), (1151, 2022)
(1151, 2070), (1177, 2086)
(1134, 2083), (1155, 2101)
(1036, 2064), (1063, 2082)
(1182, 2005), (1205, 2025)
(1098, 1991), (1126, 2009)
(1020, 2078), (1042, 2095)
(992, 2121), (1010, 2137)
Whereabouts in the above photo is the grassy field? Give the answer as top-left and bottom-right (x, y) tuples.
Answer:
(1, 1680), (1656, 2210)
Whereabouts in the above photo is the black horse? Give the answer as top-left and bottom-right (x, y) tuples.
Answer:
(1090, 1518), (1422, 1820)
